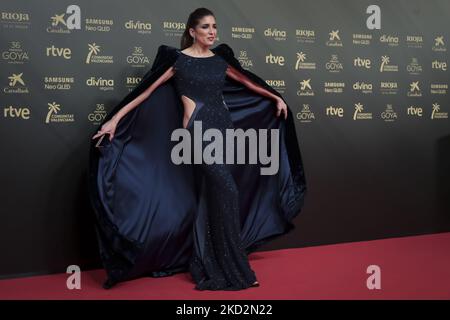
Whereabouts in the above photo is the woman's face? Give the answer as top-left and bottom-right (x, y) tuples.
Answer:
(190, 15), (217, 46)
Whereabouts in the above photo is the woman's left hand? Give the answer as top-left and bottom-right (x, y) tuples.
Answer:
(275, 97), (288, 119)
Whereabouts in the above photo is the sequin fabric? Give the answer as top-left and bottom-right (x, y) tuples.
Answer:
(172, 51), (258, 290)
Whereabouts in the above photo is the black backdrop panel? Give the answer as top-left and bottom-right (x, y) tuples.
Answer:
(0, 0), (449, 279)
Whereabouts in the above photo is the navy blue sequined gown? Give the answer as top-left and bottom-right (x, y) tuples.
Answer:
(89, 43), (307, 292)
(172, 52), (258, 290)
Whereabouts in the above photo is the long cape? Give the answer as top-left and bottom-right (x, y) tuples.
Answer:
(88, 43), (308, 285)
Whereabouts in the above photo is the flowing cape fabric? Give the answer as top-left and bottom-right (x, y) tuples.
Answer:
(88, 43), (308, 285)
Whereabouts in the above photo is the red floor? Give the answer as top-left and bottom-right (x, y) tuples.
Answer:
(1, 232), (449, 300)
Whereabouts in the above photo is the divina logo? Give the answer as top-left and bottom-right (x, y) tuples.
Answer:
(264, 27), (287, 41)
(380, 34), (399, 46)
(353, 81), (373, 94)
(86, 77), (114, 91)
(124, 20), (152, 34)
(170, 121), (280, 175)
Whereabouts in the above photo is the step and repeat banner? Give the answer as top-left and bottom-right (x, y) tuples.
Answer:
(1, 0), (449, 279)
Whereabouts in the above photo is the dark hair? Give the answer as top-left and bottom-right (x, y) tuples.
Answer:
(180, 8), (215, 49)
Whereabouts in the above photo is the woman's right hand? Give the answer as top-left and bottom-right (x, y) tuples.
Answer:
(92, 118), (118, 142)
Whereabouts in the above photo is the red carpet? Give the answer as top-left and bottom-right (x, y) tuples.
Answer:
(1, 232), (449, 300)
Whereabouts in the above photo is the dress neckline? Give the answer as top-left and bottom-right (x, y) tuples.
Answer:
(179, 50), (216, 59)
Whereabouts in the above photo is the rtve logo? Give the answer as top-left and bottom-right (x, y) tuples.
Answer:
(353, 57), (372, 69)
(3, 105), (31, 119)
(432, 60), (447, 71)
(265, 53), (285, 66)
(46, 45), (72, 59)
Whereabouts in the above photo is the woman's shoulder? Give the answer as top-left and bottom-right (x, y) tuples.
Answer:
(152, 43), (235, 69)
(156, 44), (180, 56)
(150, 44), (180, 72)
(212, 43), (235, 57)
(157, 43), (235, 56)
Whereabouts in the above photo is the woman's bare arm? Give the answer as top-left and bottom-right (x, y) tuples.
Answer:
(225, 65), (287, 119)
(225, 65), (281, 102)
(111, 66), (175, 123)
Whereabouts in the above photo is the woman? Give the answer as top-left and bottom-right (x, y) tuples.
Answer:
(89, 7), (307, 291)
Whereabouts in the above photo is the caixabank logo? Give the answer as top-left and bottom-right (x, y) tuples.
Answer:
(432, 35), (446, 52)
(4, 72), (29, 94)
(46, 5), (81, 33)
(297, 79), (314, 96)
(326, 30), (343, 47)
(407, 81), (422, 97)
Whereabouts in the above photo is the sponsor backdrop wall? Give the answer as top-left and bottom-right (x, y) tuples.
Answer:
(1, 0), (449, 279)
